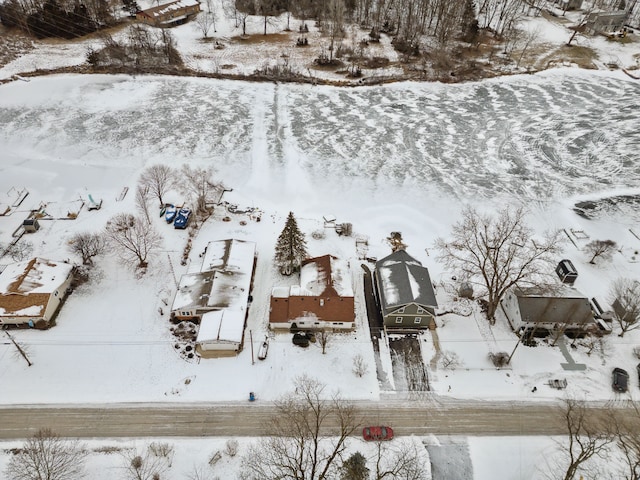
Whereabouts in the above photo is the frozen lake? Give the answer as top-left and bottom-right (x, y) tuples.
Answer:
(0, 70), (638, 213)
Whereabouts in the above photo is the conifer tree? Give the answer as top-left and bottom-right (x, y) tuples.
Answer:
(274, 212), (308, 275)
(340, 451), (369, 480)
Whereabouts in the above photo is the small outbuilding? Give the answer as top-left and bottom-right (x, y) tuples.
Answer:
(22, 218), (40, 233)
(556, 259), (578, 285)
(195, 310), (245, 358)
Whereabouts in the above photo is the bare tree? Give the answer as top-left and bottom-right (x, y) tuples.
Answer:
(5, 330), (33, 366)
(610, 277), (640, 337)
(318, 330), (332, 354)
(324, 0), (346, 62)
(179, 164), (223, 214)
(2, 239), (33, 261)
(234, 0), (253, 35)
(187, 465), (218, 480)
(256, 0), (284, 34)
(515, 25), (541, 68)
(105, 213), (162, 269)
(139, 164), (174, 207)
(224, 438), (239, 457)
(136, 185), (152, 225)
(6, 428), (88, 480)
(68, 231), (106, 265)
(121, 447), (169, 480)
(435, 206), (563, 324)
(438, 350), (462, 370)
(611, 406), (640, 480)
(353, 354), (368, 377)
(240, 375), (359, 480)
(584, 239), (617, 264)
(195, 11), (216, 37)
(371, 438), (430, 480)
(557, 398), (615, 480)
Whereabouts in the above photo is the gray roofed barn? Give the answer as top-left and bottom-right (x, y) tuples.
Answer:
(374, 250), (438, 329)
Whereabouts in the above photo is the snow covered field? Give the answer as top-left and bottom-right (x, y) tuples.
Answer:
(1, 69), (640, 478)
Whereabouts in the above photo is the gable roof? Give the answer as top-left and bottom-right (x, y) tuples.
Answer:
(0, 258), (73, 317)
(291, 255), (353, 298)
(138, 0), (200, 20)
(375, 250), (437, 314)
(196, 310), (244, 344)
(514, 287), (595, 326)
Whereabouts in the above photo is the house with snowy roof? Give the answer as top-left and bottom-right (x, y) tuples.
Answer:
(374, 250), (437, 329)
(0, 257), (74, 329)
(501, 286), (597, 335)
(269, 254), (354, 331)
(136, 0), (201, 27)
(171, 239), (256, 357)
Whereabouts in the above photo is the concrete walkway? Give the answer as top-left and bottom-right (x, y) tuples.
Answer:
(557, 337), (587, 371)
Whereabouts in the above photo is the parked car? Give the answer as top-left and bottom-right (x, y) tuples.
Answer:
(164, 204), (177, 223)
(363, 426), (394, 441)
(174, 208), (191, 229)
(292, 333), (310, 348)
(613, 367), (629, 392)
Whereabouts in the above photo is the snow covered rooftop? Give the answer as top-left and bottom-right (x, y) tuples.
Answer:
(375, 250), (437, 313)
(0, 257), (72, 295)
(292, 255), (353, 297)
(172, 239), (256, 312)
(196, 310), (245, 344)
(138, 0), (200, 19)
(0, 257), (73, 317)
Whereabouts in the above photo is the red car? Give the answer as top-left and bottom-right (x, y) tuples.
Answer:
(362, 426), (394, 441)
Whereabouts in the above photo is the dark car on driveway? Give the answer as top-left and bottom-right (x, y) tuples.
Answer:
(613, 367), (629, 392)
(173, 207), (191, 229)
(363, 426), (394, 441)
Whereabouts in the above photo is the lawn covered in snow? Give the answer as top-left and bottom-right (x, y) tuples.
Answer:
(0, 70), (639, 406)
(1, 69), (639, 479)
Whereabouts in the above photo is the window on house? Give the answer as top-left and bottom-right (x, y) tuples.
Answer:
(398, 307), (405, 313)
(395, 317), (403, 323)
(320, 299), (324, 306)
(415, 317), (422, 324)
(417, 307), (424, 314)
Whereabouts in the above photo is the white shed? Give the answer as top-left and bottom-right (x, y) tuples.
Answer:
(195, 310), (246, 358)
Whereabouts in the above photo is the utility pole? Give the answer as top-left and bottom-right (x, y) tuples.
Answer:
(5, 330), (32, 367)
(250, 329), (255, 365)
(507, 334), (522, 365)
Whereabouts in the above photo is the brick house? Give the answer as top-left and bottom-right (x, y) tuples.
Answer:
(269, 255), (354, 331)
(136, 0), (201, 27)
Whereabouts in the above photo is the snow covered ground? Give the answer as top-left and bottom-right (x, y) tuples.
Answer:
(1, 48), (640, 479)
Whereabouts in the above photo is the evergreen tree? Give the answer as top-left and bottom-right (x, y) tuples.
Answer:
(340, 452), (369, 480)
(274, 212), (308, 275)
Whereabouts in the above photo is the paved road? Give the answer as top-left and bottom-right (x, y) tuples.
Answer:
(0, 399), (625, 439)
